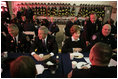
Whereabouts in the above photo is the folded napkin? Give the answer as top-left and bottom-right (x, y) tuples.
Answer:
(76, 62), (91, 69)
(35, 64), (44, 75)
(46, 61), (54, 65)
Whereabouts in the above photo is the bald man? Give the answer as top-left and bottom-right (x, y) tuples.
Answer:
(89, 24), (117, 52)
(68, 42), (117, 78)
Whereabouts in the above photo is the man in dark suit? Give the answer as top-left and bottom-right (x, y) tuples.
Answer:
(1, 6), (11, 23)
(68, 42), (117, 78)
(48, 17), (59, 36)
(31, 26), (58, 61)
(6, 24), (31, 53)
(65, 17), (80, 39)
(84, 13), (102, 46)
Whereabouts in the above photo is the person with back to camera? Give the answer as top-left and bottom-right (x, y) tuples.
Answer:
(48, 17), (59, 36)
(10, 56), (37, 78)
(64, 17), (75, 39)
(30, 26), (58, 61)
(62, 25), (86, 53)
(68, 42), (117, 78)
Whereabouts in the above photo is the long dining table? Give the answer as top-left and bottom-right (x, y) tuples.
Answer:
(1, 52), (116, 78)
(1, 52), (65, 78)
(61, 52), (90, 75)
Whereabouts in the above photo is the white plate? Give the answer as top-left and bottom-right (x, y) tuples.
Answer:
(35, 64), (44, 75)
(76, 62), (91, 69)
(73, 53), (84, 59)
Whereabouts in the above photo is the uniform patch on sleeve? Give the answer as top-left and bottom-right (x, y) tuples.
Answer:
(92, 35), (97, 40)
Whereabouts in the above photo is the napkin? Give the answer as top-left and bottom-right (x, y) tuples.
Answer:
(35, 64), (44, 75)
(46, 61), (54, 65)
(108, 59), (117, 67)
(76, 62), (91, 69)
(84, 57), (91, 65)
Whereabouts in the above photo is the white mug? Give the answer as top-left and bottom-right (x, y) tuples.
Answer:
(3, 51), (8, 58)
(70, 53), (74, 60)
(72, 61), (77, 69)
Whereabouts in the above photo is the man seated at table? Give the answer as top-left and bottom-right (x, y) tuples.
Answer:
(10, 56), (37, 78)
(89, 24), (117, 52)
(31, 26), (58, 61)
(88, 24), (117, 60)
(62, 25), (86, 53)
(68, 42), (117, 78)
(6, 23), (31, 53)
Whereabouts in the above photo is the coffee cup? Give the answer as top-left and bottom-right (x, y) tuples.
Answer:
(70, 53), (74, 60)
(72, 61), (77, 69)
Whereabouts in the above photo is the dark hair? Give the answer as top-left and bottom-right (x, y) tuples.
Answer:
(70, 25), (81, 35)
(92, 42), (112, 64)
(10, 56), (36, 78)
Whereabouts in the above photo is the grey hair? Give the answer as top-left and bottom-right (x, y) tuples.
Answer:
(8, 24), (19, 30)
(102, 24), (111, 29)
(38, 26), (49, 34)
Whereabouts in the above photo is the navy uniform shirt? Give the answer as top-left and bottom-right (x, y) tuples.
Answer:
(90, 32), (117, 49)
(72, 66), (117, 78)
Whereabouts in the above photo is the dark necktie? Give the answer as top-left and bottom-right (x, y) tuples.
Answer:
(42, 39), (46, 48)
(42, 39), (48, 52)
(14, 38), (17, 45)
(14, 38), (17, 52)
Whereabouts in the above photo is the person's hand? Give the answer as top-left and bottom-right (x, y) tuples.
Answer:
(114, 34), (117, 38)
(2, 32), (6, 37)
(86, 41), (90, 46)
(73, 48), (82, 52)
(113, 48), (117, 53)
(32, 53), (53, 61)
(33, 54), (43, 61)
(68, 70), (73, 78)
(81, 66), (89, 69)
(42, 54), (51, 60)
(73, 48), (78, 52)
(76, 48), (82, 52)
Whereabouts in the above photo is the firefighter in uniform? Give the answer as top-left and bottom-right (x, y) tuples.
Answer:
(90, 24), (117, 51)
